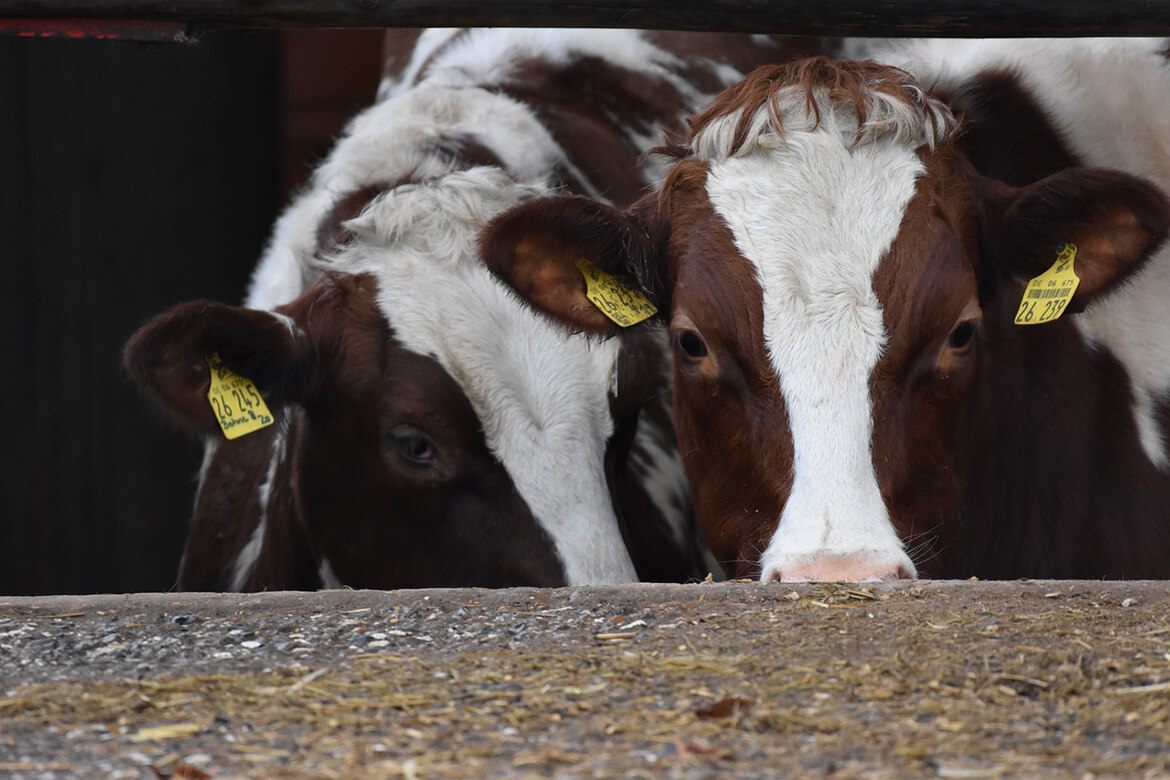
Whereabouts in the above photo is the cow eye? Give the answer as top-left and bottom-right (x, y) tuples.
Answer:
(387, 426), (436, 467)
(676, 330), (709, 360)
(947, 320), (978, 351)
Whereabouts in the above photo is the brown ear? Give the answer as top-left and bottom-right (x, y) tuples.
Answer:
(978, 168), (1170, 312)
(123, 300), (312, 437)
(480, 194), (666, 336)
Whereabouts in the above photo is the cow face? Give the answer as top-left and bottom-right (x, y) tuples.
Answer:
(128, 163), (718, 590)
(124, 273), (569, 589)
(483, 58), (1169, 581)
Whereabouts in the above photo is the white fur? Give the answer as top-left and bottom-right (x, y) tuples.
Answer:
(1134, 386), (1169, 469)
(241, 30), (772, 585)
(693, 82), (952, 164)
(629, 412), (723, 580)
(317, 559), (345, 590)
(853, 38), (1170, 468)
(628, 413), (691, 552)
(624, 374), (697, 557)
(377, 28), (465, 100)
(229, 430), (285, 590)
(268, 311), (303, 341)
(228, 518), (265, 592)
(246, 84), (571, 310)
(248, 29), (719, 311)
(175, 438), (220, 586)
(694, 87), (955, 581)
(398, 28), (696, 95)
(197, 437), (219, 484)
(337, 168), (638, 585)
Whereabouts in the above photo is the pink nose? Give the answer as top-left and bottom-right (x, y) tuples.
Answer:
(770, 555), (915, 583)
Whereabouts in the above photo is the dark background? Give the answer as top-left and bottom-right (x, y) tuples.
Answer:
(0, 27), (383, 595)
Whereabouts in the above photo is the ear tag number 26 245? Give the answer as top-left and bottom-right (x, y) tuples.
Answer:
(1014, 243), (1079, 325)
(206, 353), (275, 440)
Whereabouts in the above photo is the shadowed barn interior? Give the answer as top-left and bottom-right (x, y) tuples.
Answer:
(0, 29), (382, 594)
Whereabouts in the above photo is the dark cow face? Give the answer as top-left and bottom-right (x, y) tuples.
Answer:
(124, 273), (568, 589)
(483, 58), (1169, 582)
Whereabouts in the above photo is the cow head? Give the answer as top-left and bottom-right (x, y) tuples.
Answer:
(125, 168), (703, 590)
(482, 58), (1169, 581)
(124, 272), (579, 588)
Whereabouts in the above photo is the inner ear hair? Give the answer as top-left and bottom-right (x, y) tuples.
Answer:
(481, 195), (660, 335)
(987, 168), (1170, 302)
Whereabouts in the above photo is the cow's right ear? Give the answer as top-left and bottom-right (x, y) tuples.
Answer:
(123, 301), (313, 437)
(975, 168), (1170, 312)
(481, 194), (666, 336)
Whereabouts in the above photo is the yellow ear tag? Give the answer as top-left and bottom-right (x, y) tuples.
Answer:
(576, 258), (657, 328)
(1014, 243), (1080, 325)
(206, 353), (275, 440)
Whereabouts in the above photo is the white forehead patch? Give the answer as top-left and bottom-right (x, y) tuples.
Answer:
(337, 168), (638, 585)
(700, 103), (927, 580)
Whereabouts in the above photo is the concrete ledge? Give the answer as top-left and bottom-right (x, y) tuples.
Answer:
(3, 581), (1169, 776)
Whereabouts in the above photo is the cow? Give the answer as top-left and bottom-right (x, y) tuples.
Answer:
(124, 29), (832, 591)
(480, 38), (1170, 581)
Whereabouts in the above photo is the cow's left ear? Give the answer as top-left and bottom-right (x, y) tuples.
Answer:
(123, 300), (315, 437)
(977, 168), (1170, 311)
(481, 194), (666, 336)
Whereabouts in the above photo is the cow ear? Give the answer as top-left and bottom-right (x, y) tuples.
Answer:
(123, 301), (312, 437)
(481, 194), (665, 336)
(978, 168), (1170, 311)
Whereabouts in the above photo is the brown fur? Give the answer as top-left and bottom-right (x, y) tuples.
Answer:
(483, 57), (1170, 580)
(129, 31), (834, 590)
(654, 57), (931, 160)
(665, 61), (1170, 578)
(129, 274), (569, 590)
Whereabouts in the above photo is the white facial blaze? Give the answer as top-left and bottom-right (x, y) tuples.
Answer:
(704, 117), (924, 581)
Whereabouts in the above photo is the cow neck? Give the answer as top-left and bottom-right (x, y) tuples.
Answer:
(236, 418), (323, 590)
(603, 327), (703, 581)
(950, 290), (1170, 578)
(178, 422), (321, 591)
(890, 52), (1170, 578)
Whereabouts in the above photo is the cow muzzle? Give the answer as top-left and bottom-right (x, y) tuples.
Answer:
(764, 553), (916, 583)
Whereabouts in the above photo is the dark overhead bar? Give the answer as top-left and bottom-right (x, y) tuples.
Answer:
(1, 0), (1168, 41)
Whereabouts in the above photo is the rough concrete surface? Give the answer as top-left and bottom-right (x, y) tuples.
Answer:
(2, 580), (1169, 778)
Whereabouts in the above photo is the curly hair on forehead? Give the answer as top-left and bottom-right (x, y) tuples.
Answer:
(661, 56), (957, 163)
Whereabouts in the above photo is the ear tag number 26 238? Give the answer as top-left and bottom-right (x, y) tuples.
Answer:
(206, 353), (275, 440)
(1014, 243), (1079, 325)
(576, 258), (657, 328)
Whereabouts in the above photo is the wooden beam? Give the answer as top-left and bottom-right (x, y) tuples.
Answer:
(0, 18), (190, 41)
(0, 0), (1168, 37)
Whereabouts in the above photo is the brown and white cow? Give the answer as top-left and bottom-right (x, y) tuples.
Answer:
(482, 39), (1170, 581)
(124, 29), (832, 591)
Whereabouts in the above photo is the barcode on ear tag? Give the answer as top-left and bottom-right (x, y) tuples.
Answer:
(206, 353), (275, 440)
(576, 258), (657, 328)
(1015, 243), (1080, 326)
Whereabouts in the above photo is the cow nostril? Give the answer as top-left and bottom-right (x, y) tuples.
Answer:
(894, 564), (916, 580)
